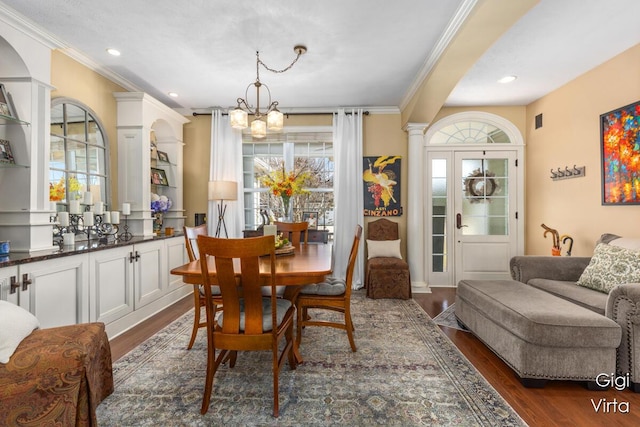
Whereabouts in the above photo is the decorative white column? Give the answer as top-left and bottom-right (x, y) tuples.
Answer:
(405, 123), (429, 292)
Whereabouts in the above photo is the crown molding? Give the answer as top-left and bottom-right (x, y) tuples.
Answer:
(0, 3), (63, 49)
(399, 0), (478, 111)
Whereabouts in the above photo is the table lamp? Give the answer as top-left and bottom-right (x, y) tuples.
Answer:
(208, 180), (238, 238)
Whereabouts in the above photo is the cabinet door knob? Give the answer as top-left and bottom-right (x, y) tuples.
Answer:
(135, 251), (141, 261)
(22, 274), (32, 291)
(10, 276), (19, 294)
(129, 251), (135, 263)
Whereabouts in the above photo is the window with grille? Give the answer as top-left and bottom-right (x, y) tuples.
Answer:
(242, 131), (334, 230)
(49, 99), (109, 208)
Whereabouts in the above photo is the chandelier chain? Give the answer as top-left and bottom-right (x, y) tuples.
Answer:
(256, 49), (304, 74)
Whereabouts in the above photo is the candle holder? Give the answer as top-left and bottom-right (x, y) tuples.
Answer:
(117, 214), (132, 242)
(52, 201), (121, 246)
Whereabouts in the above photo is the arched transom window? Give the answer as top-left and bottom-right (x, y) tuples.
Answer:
(430, 120), (511, 144)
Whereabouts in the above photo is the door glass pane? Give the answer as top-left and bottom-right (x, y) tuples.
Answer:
(461, 158), (508, 236)
(431, 158), (447, 272)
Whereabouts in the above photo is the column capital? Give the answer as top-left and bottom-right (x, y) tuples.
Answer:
(403, 122), (429, 136)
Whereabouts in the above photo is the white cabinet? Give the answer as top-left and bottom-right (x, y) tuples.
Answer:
(89, 246), (134, 325)
(88, 236), (190, 338)
(0, 265), (20, 306)
(1, 236), (190, 339)
(166, 235), (187, 292)
(0, 255), (89, 328)
(133, 239), (166, 308)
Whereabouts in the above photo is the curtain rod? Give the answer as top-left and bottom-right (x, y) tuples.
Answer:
(192, 111), (369, 117)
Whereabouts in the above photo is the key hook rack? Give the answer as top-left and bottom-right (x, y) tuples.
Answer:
(550, 165), (585, 181)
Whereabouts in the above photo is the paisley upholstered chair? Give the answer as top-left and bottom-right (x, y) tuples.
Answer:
(365, 218), (411, 299)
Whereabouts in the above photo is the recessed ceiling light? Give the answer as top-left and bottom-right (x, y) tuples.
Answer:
(498, 75), (517, 84)
(168, 92), (179, 98)
(106, 48), (121, 56)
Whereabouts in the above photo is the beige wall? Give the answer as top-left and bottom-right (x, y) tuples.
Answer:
(524, 43), (640, 256)
(50, 50), (126, 206)
(183, 114), (212, 226)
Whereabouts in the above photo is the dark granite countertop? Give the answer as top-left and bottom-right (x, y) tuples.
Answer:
(0, 233), (183, 268)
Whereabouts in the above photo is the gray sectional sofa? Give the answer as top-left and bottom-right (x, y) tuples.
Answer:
(455, 233), (640, 391)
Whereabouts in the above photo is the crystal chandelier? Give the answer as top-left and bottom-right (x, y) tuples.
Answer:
(230, 45), (307, 138)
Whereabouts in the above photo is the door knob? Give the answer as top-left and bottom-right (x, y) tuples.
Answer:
(456, 213), (468, 229)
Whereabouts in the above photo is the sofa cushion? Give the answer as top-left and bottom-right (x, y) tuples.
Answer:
(527, 279), (607, 315)
(609, 237), (640, 251)
(456, 279), (621, 349)
(577, 243), (640, 294)
(0, 301), (40, 364)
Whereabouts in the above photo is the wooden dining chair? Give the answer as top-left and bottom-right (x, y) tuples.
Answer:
(295, 224), (362, 352)
(274, 221), (309, 247)
(196, 235), (296, 417)
(183, 225), (222, 350)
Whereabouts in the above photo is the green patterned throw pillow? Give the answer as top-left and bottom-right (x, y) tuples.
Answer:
(577, 243), (640, 293)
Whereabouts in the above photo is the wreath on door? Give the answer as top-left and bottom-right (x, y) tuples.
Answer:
(464, 168), (499, 203)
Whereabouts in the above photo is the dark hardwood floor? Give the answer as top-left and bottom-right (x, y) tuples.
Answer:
(109, 288), (640, 426)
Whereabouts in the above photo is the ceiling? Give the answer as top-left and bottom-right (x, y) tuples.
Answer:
(0, 0), (638, 115)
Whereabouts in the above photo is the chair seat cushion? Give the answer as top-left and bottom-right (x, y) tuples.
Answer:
(218, 298), (292, 332)
(300, 277), (346, 296)
(199, 285), (221, 296)
(367, 257), (409, 270)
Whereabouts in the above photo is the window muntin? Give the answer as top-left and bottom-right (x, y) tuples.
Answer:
(49, 99), (109, 207)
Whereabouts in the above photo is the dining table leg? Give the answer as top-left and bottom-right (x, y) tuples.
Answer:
(284, 287), (305, 365)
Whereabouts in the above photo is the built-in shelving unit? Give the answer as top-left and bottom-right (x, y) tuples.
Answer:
(115, 92), (188, 237)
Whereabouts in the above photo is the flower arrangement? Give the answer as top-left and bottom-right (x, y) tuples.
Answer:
(261, 165), (309, 218)
(49, 176), (83, 201)
(150, 193), (172, 213)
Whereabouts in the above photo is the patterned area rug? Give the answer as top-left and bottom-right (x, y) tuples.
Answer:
(96, 291), (526, 426)
(432, 303), (468, 332)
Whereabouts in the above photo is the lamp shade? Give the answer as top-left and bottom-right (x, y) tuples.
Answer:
(230, 108), (248, 129)
(267, 109), (284, 131)
(251, 119), (267, 139)
(208, 180), (238, 201)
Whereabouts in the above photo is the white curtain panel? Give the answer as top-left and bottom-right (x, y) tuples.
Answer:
(208, 109), (245, 237)
(333, 108), (365, 289)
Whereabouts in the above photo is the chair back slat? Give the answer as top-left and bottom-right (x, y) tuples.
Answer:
(183, 224), (208, 261)
(197, 235), (276, 336)
(344, 225), (363, 298)
(275, 221), (309, 246)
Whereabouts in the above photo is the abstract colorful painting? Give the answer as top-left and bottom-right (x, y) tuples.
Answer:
(601, 100), (640, 205)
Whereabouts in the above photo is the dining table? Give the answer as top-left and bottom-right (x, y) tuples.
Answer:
(170, 242), (333, 363)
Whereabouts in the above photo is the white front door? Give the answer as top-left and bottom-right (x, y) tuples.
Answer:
(453, 150), (518, 282)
